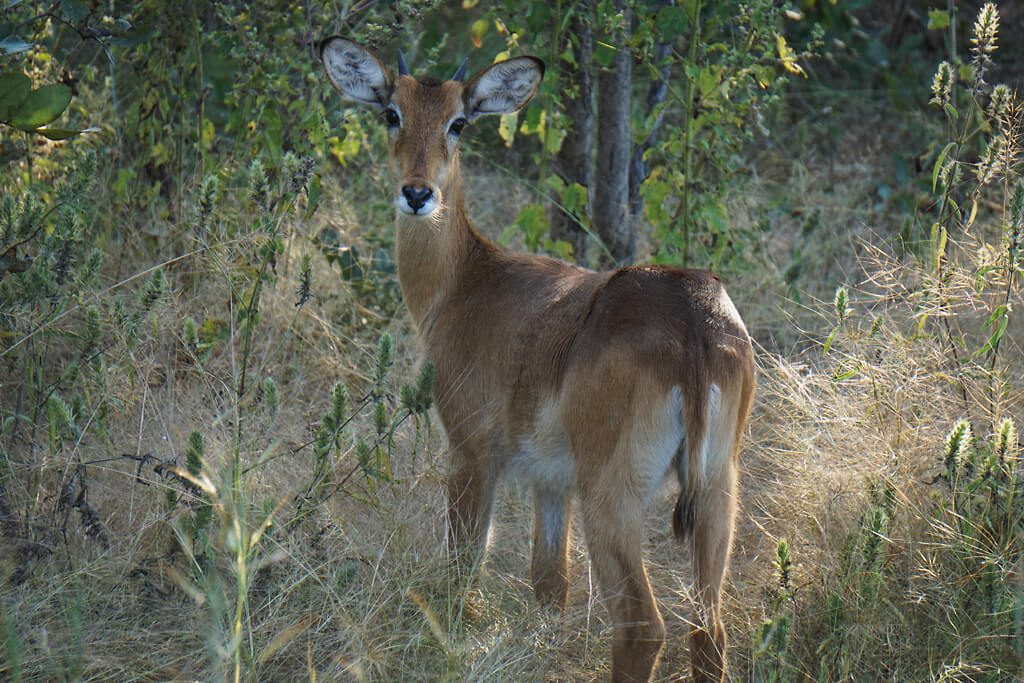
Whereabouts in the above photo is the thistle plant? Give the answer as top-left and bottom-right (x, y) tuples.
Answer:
(0, 151), (137, 567)
(289, 333), (435, 530)
(295, 253), (313, 308)
(195, 174), (220, 243)
(751, 538), (795, 682)
(806, 476), (900, 680)
(924, 3), (1023, 424)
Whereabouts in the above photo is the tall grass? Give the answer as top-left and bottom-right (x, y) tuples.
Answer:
(734, 5), (1024, 679)
(2, 3), (1022, 682)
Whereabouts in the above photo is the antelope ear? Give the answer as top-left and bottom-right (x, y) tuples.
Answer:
(463, 56), (544, 120)
(320, 37), (392, 108)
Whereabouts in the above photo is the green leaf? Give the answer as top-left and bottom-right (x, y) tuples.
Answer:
(542, 238), (574, 260)
(976, 305), (1009, 357)
(930, 222), (947, 273)
(470, 18), (488, 48)
(594, 40), (618, 69)
(560, 182), (588, 216)
(262, 108), (283, 160)
(498, 112), (517, 147)
(33, 127), (82, 140)
(0, 71), (31, 120)
(544, 123), (566, 155)
(823, 326), (838, 354)
(682, 0), (700, 22)
(698, 67), (721, 99)
(927, 10), (950, 30)
(513, 203), (549, 252)
(0, 34), (32, 55)
(656, 6), (688, 40)
(932, 141), (955, 192)
(831, 366), (858, 382)
(776, 34), (806, 77)
(9, 84), (72, 130)
(60, 0), (88, 21)
(519, 105), (544, 136)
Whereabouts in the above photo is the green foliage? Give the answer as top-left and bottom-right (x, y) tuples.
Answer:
(795, 0), (929, 101)
(0, 72), (79, 137)
(262, 376), (279, 417)
(641, 0), (820, 271)
(401, 363), (436, 417)
(315, 226), (402, 315)
(789, 326), (1023, 661)
(943, 418), (973, 482)
(0, 598), (22, 683)
(751, 538), (795, 682)
(918, 3), (1021, 407)
(375, 333), (394, 393)
(186, 431), (206, 478)
(4, 0), (1021, 680)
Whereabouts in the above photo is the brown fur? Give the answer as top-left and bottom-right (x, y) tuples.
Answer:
(322, 42), (756, 682)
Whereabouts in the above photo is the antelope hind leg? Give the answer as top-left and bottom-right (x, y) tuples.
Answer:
(580, 486), (665, 683)
(689, 458), (738, 683)
(530, 485), (573, 607)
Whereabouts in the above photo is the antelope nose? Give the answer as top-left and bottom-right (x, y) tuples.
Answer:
(401, 185), (433, 212)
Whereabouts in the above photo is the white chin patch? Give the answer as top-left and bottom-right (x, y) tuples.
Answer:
(395, 195), (439, 217)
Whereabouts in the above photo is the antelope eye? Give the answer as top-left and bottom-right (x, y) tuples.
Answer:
(448, 117), (467, 136)
(383, 108), (400, 128)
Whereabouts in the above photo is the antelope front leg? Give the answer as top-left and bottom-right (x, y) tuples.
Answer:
(530, 486), (573, 607)
(446, 445), (499, 579)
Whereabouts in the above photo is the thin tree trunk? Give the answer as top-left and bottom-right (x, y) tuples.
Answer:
(550, 1), (594, 265)
(593, 1), (634, 267)
(629, 22), (672, 223)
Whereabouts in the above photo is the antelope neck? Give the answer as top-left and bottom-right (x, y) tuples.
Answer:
(394, 168), (491, 326)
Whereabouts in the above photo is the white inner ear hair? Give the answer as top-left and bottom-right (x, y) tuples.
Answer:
(325, 43), (387, 105)
(474, 61), (539, 114)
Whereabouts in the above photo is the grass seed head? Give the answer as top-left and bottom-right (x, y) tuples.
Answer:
(944, 419), (974, 481)
(988, 84), (1012, 123)
(993, 417), (1017, 466)
(970, 4), (999, 83)
(930, 61), (955, 107)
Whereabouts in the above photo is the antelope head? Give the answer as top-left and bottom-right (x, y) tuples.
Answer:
(320, 38), (544, 218)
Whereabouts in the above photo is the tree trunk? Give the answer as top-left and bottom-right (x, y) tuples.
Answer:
(549, 1), (594, 266)
(593, 1), (634, 267)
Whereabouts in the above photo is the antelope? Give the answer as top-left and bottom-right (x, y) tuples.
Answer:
(320, 38), (755, 683)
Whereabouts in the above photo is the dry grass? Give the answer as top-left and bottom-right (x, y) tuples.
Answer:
(3, 104), (1023, 683)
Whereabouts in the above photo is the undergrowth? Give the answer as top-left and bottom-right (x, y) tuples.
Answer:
(739, 4), (1024, 680)
(1, 2), (1023, 682)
